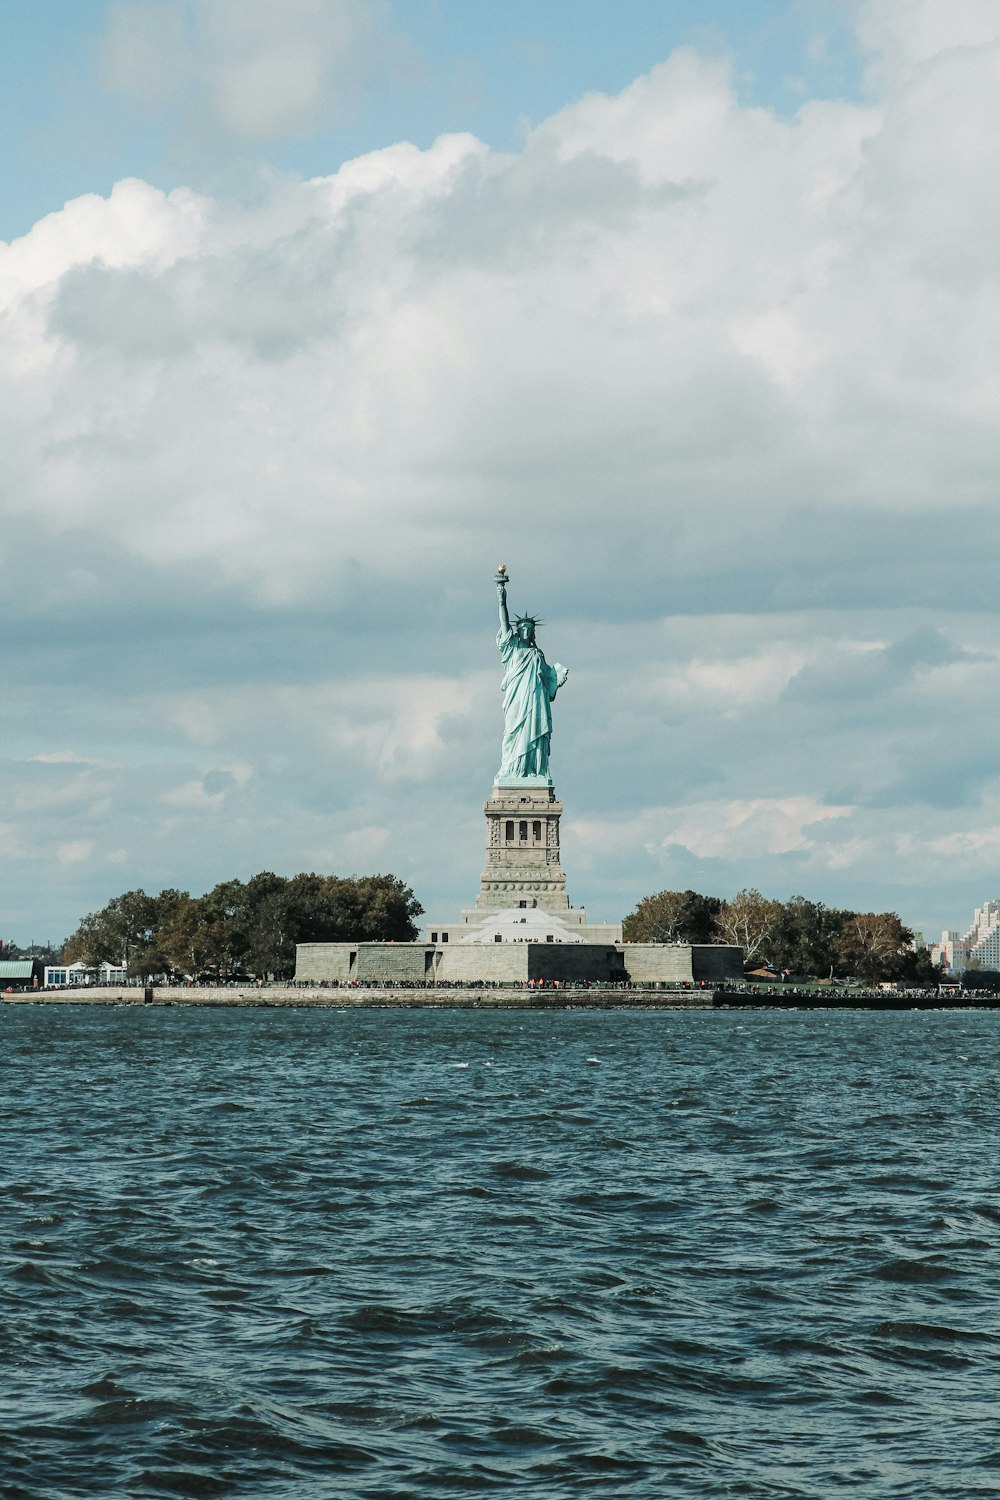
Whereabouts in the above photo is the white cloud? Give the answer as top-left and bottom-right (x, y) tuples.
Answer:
(856, 0), (1000, 84)
(661, 797), (853, 859)
(650, 648), (806, 713)
(570, 790), (856, 861)
(333, 823), (391, 865)
(57, 840), (94, 866)
(0, 179), (207, 300)
(928, 829), (1000, 860)
(30, 749), (106, 765)
(4, 2), (1000, 938)
(159, 674), (490, 786)
(99, 0), (402, 144)
(160, 778), (228, 809)
(1, 5), (993, 616)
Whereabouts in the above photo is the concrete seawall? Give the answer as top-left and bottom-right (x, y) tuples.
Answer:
(9, 985), (717, 1009)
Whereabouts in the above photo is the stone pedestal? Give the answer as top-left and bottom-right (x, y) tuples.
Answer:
(475, 780), (569, 913)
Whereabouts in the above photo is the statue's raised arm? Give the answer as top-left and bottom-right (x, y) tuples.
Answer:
(496, 564), (511, 636)
(493, 563), (568, 784)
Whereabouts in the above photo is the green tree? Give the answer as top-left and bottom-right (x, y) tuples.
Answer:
(962, 969), (1000, 992)
(623, 889), (722, 944)
(128, 889), (192, 977)
(158, 893), (226, 977)
(283, 873), (355, 945)
(768, 896), (846, 977)
(64, 890), (161, 969)
(279, 872), (423, 958)
(200, 878), (254, 976)
(347, 874), (423, 941)
(159, 879), (263, 978)
(898, 945), (945, 984)
(241, 872), (292, 976)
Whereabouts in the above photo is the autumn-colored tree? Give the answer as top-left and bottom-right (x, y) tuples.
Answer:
(714, 889), (783, 963)
(622, 884), (931, 981)
(835, 912), (915, 983)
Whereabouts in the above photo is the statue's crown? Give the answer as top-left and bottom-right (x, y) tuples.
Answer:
(514, 613), (542, 630)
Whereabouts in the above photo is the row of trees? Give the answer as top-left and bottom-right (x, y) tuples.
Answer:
(62, 872), (423, 981)
(622, 888), (937, 983)
(50, 876), (936, 985)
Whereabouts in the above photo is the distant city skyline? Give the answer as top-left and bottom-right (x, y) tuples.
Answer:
(3, 1), (1000, 944)
(931, 899), (1000, 974)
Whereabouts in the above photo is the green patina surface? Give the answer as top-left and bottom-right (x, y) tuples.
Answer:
(495, 567), (567, 783)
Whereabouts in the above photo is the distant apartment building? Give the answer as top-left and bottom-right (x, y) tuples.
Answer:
(930, 899), (1000, 973)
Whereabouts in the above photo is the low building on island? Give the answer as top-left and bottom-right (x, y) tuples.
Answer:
(0, 959), (45, 991)
(44, 960), (128, 988)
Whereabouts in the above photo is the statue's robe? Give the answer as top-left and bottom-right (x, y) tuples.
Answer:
(497, 626), (562, 778)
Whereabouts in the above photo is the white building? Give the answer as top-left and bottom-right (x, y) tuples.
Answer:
(44, 960), (128, 987)
(929, 900), (1000, 973)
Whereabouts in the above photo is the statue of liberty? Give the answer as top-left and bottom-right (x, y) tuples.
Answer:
(495, 565), (568, 781)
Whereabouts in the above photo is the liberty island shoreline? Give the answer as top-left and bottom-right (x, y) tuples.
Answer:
(9, 983), (716, 1009)
(8, 983), (985, 1009)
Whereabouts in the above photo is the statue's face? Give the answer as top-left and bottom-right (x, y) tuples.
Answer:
(516, 620), (535, 644)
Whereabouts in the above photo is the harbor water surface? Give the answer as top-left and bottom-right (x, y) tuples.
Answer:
(3, 1005), (999, 1497)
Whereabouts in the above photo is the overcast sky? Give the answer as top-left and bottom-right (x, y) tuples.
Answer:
(2, 0), (999, 946)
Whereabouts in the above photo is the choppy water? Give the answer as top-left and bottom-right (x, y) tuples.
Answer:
(3, 1005), (1000, 1498)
